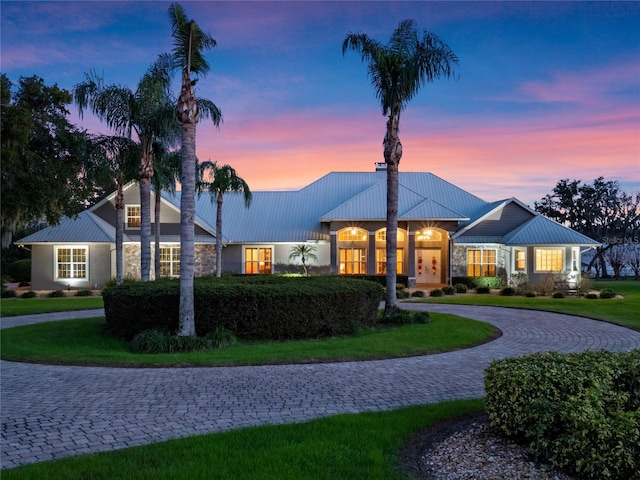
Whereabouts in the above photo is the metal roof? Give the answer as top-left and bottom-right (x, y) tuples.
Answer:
(16, 211), (118, 244)
(502, 215), (600, 245)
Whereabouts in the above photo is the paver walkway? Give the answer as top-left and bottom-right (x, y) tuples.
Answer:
(1, 304), (639, 469)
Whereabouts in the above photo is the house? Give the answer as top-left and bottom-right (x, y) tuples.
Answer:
(17, 166), (599, 290)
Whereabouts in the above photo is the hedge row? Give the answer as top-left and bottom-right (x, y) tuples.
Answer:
(103, 276), (384, 341)
(485, 350), (640, 480)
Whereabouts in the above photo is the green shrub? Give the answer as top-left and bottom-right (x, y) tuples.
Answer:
(131, 327), (237, 353)
(18, 281), (30, 287)
(74, 289), (93, 297)
(552, 292), (565, 299)
(396, 285), (410, 299)
(1, 289), (17, 298)
(381, 309), (429, 325)
(451, 276), (477, 289)
(586, 293), (599, 299)
(485, 350), (640, 480)
(475, 276), (502, 289)
(48, 290), (65, 298)
(500, 287), (516, 296)
(454, 283), (468, 294)
(6, 259), (31, 282)
(599, 288), (617, 299)
(525, 291), (536, 298)
(429, 289), (444, 297)
(104, 276), (384, 341)
(21, 291), (37, 299)
(476, 286), (491, 294)
(442, 285), (455, 295)
(410, 290), (425, 298)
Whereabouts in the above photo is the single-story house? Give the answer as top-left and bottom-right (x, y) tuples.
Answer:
(17, 165), (599, 290)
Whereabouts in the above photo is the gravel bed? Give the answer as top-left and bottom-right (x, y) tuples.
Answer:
(402, 414), (577, 480)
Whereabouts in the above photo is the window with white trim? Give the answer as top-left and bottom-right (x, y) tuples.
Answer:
(339, 248), (366, 274)
(338, 228), (368, 242)
(245, 247), (272, 274)
(55, 246), (88, 279)
(126, 205), (141, 228)
(535, 248), (564, 272)
(376, 248), (404, 274)
(159, 246), (180, 277)
(375, 229), (406, 242)
(467, 249), (496, 276)
(515, 249), (526, 272)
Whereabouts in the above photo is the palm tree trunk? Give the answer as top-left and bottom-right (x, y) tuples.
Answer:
(216, 193), (223, 278)
(178, 69), (199, 337)
(154, 190), (161, 279)
(139, 152), (154, 282)
(384, 114), (402, 318)
(115, 181), (125, 286)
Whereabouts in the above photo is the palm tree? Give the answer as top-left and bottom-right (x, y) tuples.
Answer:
(151, 145), (181, 278)
(343, 19), (458, 318)
(169, 2), (222, 336)
(198, 161), (252, 277)
(84, 135), (139, 285)
(74, 55), (178, 282)
(289, 244), (318, 276)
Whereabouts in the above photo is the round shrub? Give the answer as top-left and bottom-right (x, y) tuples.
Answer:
(500, 287), (516, 296)
(21, 291), (37, 299)
(442, 285), (455, 295)
(598, 288), (616, 299)
(454, 283), (468, 294)
(48, 290), (65, 298)
(382, 308), (429, 325)
(476, 286), (491, 294)
(6, 259), (31, 282)
(585, 293), (599, 299)
(525, 291), (536, 298)
(74, 289), (93, 297)
(1, 289), (17, 298)
(552, 292), (565, 299)
(429, 288), (444, 297)
(410, 290), (425, 298)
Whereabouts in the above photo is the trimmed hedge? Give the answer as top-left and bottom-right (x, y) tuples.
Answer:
(103, 276), (384, 341)
(6, 259), (31, 282)
(485, 350), (640, 480)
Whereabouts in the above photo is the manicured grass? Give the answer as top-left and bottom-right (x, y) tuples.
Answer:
(1, 398), (484, 480)
(414, 280), (640, 331)
(0, 296), (104, 317)
(0, 313), (498, 366)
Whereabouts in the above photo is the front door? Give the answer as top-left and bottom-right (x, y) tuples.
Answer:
(416, 248), (441, 284)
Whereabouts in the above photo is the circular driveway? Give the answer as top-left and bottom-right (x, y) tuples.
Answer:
(2, 304), (639, 469)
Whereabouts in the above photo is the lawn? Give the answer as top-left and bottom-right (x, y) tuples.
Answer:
(411, 279), (640, 331)
(0, 313), (498, 366)
(0, 296), (104, 317)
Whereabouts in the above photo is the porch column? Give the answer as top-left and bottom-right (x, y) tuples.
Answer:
(330, 231), (337, 275)
(368, 230), (376, 275)
(408, 228), (416, 287)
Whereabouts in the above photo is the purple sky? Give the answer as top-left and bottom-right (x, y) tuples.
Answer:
(2, 1), (639, 206)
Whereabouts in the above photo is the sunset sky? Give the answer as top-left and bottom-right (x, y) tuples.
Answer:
(2, 1), (639, 206)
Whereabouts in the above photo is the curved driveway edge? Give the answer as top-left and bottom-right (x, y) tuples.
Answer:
(2, 305), (639, 469)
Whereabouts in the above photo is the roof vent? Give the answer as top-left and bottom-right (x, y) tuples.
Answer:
(375, 162), (387, 171)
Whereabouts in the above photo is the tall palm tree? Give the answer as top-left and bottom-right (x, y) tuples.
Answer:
(169, 2), (222, 336)
(74, 55), (178, 282)
(289, 244), (318, 276)
(343, 19), (458, 318)
(151, 145), (181, 278)
(198, 161), (252, 277)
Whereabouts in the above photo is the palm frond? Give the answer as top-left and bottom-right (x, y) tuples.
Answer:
(197, 98), (223, 127)
(168, 2), (216, 76)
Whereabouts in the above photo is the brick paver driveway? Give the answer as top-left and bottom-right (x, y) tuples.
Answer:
(2, 304), (639, 469)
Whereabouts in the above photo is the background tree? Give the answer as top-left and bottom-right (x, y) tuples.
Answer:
(342, 19), (458, 318)
(1, 74), (94, 249)
(289, 244), (318, 276)
(169, 2), (222, 336)
(198, 161), (251, 277)
(535, 177), (640, 277)
(74, 55), (178, 282)
(606, 246), (628, 280)
(627, 245), (640, 280)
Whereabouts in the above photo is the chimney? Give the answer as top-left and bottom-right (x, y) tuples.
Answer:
(375, 162), (387, 172)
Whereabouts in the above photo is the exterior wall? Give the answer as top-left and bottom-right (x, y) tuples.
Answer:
(124, 243), (216, 279)
(30, 243), (112, 290)
(451, 243), (507, 280)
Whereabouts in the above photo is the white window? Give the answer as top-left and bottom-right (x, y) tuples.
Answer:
(467, 249), (496, 277)
(338, 228), (368, 242)
(245, 247), (272, 274)
(376, 248), (404, 274)
(515, 249), (526, 272)
(535, 248), (564, 272)
(375, 228), (406, 242)
(339, 248), (366, 274)
(55, 246), (88, 279)
(126, 205), (141, 228)
(159, 246), (180, 277)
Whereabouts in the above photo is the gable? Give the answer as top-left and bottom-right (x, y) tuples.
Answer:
(460, 201), (535, 238)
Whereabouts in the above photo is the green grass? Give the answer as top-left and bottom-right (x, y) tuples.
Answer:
(1, 398), (484, 479)
(414, 279), (640, 331)
(0, 313), (498, 366)
(0, 296), (104, 317)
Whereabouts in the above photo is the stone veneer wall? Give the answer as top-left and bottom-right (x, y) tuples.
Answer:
(452, 244), (507, 278)
(124, 244), (216, 279)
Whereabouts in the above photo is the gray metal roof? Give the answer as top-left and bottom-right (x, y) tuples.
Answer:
(502, 215), (600, 245)
(17, 211), (118, 244)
